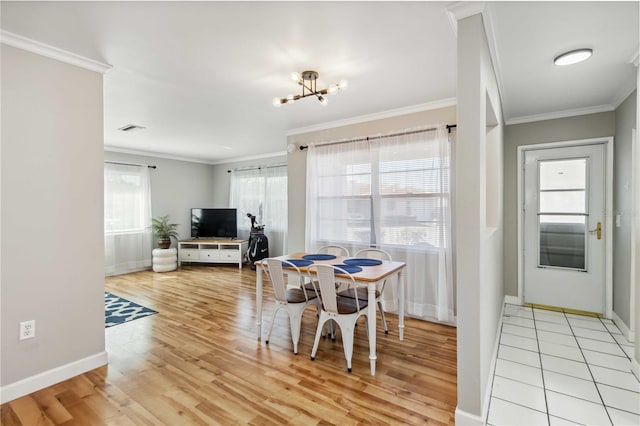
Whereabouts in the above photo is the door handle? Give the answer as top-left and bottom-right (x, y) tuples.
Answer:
(588, 221), (602, 240)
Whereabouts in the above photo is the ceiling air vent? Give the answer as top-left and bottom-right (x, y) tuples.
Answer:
(118, 124), (146, 132)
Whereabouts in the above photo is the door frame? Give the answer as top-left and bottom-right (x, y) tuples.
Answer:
(517, 136), (614, 318)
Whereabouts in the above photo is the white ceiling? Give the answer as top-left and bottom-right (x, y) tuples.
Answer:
(1, 2), (638, 163)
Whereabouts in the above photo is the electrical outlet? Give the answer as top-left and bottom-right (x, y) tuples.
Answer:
(19, 320), (35, 340)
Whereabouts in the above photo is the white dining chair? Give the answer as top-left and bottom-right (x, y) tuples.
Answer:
(308, 264), (369, 372)
(264, 258), (318, 355)
(316, 245), (350, 257)
(338, 248), (391, 334)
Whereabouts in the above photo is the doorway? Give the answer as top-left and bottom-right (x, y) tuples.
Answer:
(517, 138), (613, 317)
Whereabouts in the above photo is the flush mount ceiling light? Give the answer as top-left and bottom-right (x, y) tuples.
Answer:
(554, 48), (593, 66)
(273, 70), (347, 107)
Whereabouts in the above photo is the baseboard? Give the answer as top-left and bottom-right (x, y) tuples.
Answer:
(612, 311), (634, 343)
(455, 407), (484, 425)
(504, 295), (520, 305)
(0, 351), (108, 404)
(631, 358), (640, 382)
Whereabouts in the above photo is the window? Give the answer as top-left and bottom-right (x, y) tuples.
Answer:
(230, 165), (288, 255)
(308, 131), (450, 250)
(104, 163), (152, 275)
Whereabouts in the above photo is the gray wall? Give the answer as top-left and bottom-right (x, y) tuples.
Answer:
(503, 112), (616, 297)
(613, 91), (637, 327)
(286, 106), (457, 253)
(456, 13), (505, 420)
(104, 151), (215, 245)
(1, 46), (106, 390)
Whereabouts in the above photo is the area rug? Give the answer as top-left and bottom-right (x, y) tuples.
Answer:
(105, 292), (157, 328)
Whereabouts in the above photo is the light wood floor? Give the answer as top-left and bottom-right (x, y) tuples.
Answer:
(1, 265), (457, 425)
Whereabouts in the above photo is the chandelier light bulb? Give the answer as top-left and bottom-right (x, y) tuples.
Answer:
(274, 70), (346, 107)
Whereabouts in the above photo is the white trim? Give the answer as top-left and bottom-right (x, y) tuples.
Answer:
(285, 98), (456, 136)
(517, 137), (614, 318)
(0, 351), (108, 404)
(630, 128), (637, 342)
(104, 145), (287, 166)
(445, 1), (486, 36)
(612, 310), (634, 343)
(209, 150), (287, 165)
(454, 408), (484, 425)
(631, 358), (640, 383)
(481, 3), (508, 124)
(506, 104), (615, 126)
(504, 295), (519, 305)
(104, 146), (216, 165)
(611, 78), (638, 110)
(0, 30), (112, 74)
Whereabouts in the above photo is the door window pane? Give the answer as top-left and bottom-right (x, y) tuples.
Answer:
(539, 216), (585, 269)
(538, 157), (588, 270)
(540, 159), (586, 190)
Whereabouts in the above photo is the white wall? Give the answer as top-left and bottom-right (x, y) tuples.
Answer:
(1, 45), (107, 400)
(455, 13), (505, 422)
(104, 151), (216, 245)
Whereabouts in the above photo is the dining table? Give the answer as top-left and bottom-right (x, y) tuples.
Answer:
(255, 252), (406, 376)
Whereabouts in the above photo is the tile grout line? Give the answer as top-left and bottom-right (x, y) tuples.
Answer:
(531, 309), (552, 426)
(564, 310), (614, 425)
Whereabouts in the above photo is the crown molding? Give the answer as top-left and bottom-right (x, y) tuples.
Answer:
(209, 150), (287, 165)
(445, 1), (486, 36)
(105, 145), (287, 166)
(104, 146), (216, 165)
(286, 98), (457, 137)
(505, 104), (616, 126)
(611, 77), (638, 109)
(1, 30), (112, 74)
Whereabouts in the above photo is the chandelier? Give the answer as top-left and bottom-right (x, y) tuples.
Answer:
(273, 71), (348, 107)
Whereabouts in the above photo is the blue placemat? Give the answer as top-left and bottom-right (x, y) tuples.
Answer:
(343, 258), (383, 266)
(333, 264), (363, 274)
(283, 259), (314, 267)
(302, 253), (337, 261)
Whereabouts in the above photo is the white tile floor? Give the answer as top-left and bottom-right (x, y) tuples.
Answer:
(486, 304), (640, 426)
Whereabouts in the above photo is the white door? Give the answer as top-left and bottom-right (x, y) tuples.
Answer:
(523, 143), (606, 314)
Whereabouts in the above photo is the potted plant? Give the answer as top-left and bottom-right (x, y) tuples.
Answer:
(151, 215), (179, 249)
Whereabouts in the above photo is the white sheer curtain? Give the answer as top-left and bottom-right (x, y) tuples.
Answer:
(104, 163), (152, 276)
(229, 165), (288, 256)
(305, 125), (455, 324)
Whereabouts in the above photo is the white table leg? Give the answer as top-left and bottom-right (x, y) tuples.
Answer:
(368, 282), (377, 375)
(256, 264), (263, 340)
(398, 269), (405, 341)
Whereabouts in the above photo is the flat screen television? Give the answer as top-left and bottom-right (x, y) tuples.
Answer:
(191, 208), (237, 239)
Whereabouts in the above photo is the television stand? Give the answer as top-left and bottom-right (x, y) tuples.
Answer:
(178, 239), (248, 270)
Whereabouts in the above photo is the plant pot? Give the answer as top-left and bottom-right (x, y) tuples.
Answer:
(158, 238), (171, 249)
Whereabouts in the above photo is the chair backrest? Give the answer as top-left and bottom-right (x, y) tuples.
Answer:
(317, 245), (350, 257)
(354, 248), (392, 261)
(308, 264), (359, 314)
(265, 258), (306, 303)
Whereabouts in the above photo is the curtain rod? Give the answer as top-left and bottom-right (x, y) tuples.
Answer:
(104, 160), (156, 169)
(298, 124), (456, 150)
(227, 163), (287, 173)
